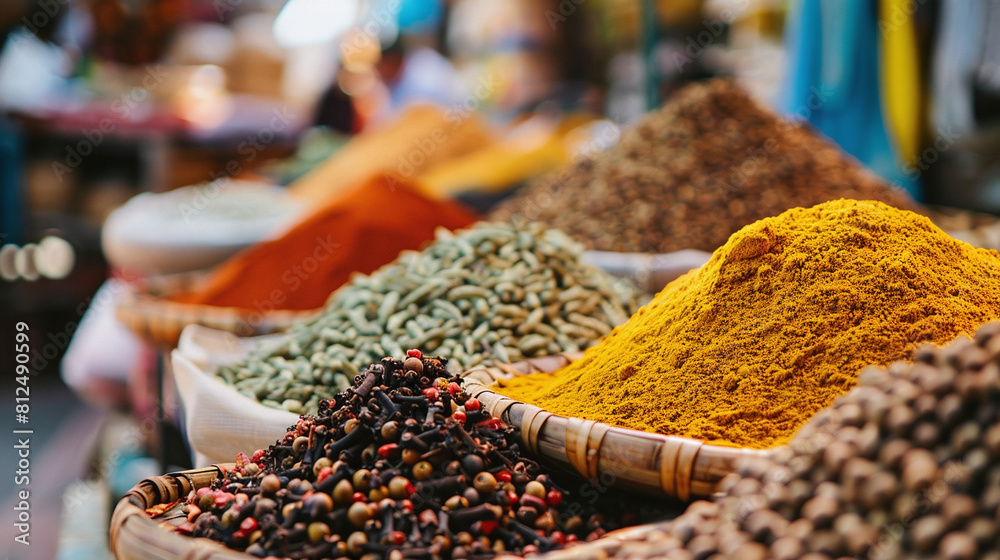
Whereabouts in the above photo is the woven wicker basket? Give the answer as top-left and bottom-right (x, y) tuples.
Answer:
(116, 272), (318, 348)
(111, 463), (681, 560)
(110, 463), (250, 560)
(462, 355), (770, 501)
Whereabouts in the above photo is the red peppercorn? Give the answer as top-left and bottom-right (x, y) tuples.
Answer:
(566, 534), (578, 543)
(213, 492), (233, 508)
(464, 397), (481, 412)
(448, 382), (461, 397)
(507, 491), (518, 507)
(392, 531), (406, 545)
(475, 418), (504, 431)
(407, 349), (422, 359)
(453, 411), (466, 423)
(401, 499), (414, 512)
(317, 466), (333, 483)
(250, 449), (265, 463)
(496, 470), (511, 483)
(423, 387), (439, 401)
(546, 489), (563, 507)
(352, 492), (367, 503)
(550, 531), (565, 545)
(378, 443), (399, 458)
(480, 520), (499, 535)
(240, 517), (258, 532)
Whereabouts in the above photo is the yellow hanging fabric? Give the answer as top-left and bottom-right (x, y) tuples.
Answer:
(879, 0), (922, 164)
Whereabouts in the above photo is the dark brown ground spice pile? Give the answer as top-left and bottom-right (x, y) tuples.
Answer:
(490, 79), (917, 253)
(537, 323), (1000, 560)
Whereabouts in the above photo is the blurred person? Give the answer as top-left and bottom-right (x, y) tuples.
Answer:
(313, 60), (361, 134)
(372, 38), (467, 120)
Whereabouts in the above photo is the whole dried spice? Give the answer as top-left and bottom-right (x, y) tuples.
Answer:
(490, 79), (916, 253)
(564, 322), (1000, 560)
(496, 200), (1000, 448)
(218, 221), (646, 415)
(177, 351), (638, 558)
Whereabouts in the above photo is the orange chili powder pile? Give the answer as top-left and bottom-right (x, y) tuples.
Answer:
(172, 175), (478, 310)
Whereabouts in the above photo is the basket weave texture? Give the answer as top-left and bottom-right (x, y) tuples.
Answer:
(110, 463), (251, 560)
(110, 462), (678, 560)
(117, 272), (317, 348)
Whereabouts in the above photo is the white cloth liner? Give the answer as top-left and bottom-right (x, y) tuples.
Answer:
(173, 326), (297, 466)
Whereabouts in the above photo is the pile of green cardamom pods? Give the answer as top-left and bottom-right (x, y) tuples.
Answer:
(216, 221), (648, 414)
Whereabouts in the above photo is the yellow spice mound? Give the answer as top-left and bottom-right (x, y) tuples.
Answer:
(495, 199), (1000, 448)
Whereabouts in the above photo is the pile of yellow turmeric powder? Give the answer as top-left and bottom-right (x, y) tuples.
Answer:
(495, 199), (1000, 449)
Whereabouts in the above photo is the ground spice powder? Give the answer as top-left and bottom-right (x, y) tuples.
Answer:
(489, 79), (916, 253)
(172, 175), (477, 310)
(495, 200), (1000, 448)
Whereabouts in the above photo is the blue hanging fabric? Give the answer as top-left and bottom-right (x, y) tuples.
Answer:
(782, 0), (919, 199)
(397, 0), (444, 34)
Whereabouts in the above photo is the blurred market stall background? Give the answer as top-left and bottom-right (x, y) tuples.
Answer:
(2, 0), (1000, 558)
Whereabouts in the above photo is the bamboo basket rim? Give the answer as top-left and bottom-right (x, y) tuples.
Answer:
(110, 463), (254, 559)
(115, 273), (320, 347)
(111, 463), (684, 560)
(461, 353), (772, 501)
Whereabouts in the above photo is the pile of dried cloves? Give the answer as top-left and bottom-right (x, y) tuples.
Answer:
(179, 350), (626, 559)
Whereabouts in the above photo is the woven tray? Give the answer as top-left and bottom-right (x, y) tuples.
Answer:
(111, 463), (680, 560)
(462, 355), (770, 501)
(110, 463), (247, 560)
(117, 272), (318, 348)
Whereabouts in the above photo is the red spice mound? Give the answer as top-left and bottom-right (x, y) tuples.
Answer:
(172, 175), (478, 310)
